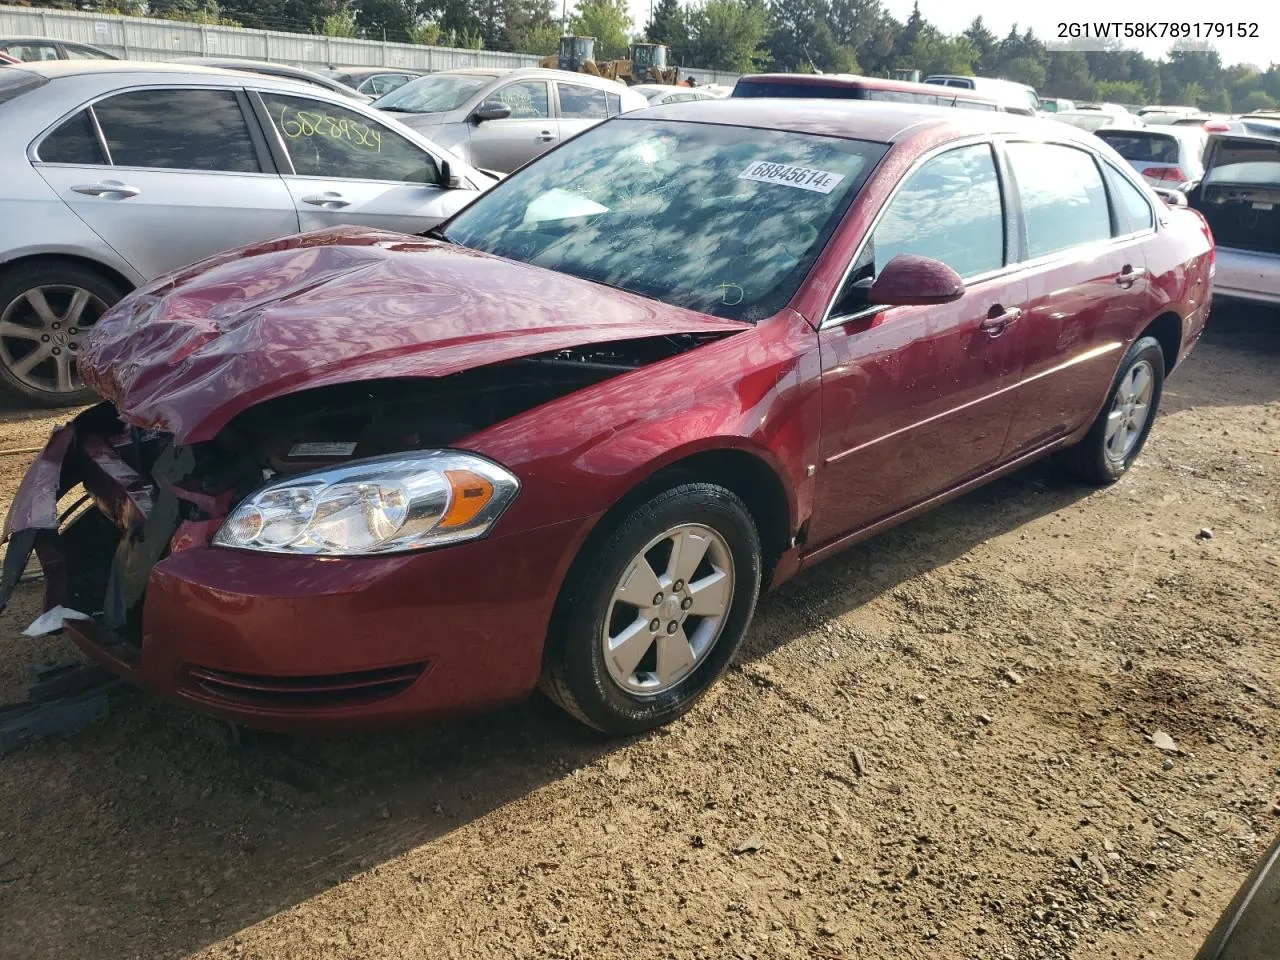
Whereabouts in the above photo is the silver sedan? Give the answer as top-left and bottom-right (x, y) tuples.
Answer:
(0, 60), (493, 406)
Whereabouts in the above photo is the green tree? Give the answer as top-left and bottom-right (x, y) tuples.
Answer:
(829, 0), (894, 74)
(570, 0), (630, 60)
(1002, 55), (1045, 89)
(408, 19), (442, 43)
(1094, 79), (1147, 103)
(962, 16), (996, 74)
(1045, 51), (1093, 100)
(509, 19), (560, 53)
(646, 0), (685, 45)
(1239, 89), (1278, 112)
(320, 3), (360, 35)
(685, 0), (769, 72)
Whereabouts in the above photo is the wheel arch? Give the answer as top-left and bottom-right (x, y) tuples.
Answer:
(581, 441), (799, 592)
(1140, 310), (1183, 374)
(0, 251), (139, 297)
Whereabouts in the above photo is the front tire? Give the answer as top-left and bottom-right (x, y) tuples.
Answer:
(539, 482), (762, 735)
(1063, 335), (1165, 485)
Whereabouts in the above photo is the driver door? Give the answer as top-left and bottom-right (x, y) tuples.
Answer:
(256, 90), (471, 234)
(811, 142), (1028, 544)
(467, 80), (557, 173)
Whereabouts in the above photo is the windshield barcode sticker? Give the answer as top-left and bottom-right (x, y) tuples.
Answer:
(738, 161), (845, 194)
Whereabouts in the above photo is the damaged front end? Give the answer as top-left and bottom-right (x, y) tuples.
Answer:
(0, 333), (733, 694)
(0, 404), (205, 664)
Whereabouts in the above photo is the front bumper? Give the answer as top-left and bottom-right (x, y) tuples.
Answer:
(1, 410), (586, 731)
(1213, 247), (1280, 306)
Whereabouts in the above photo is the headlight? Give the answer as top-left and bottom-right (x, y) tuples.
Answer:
(213, 451), (519, 555)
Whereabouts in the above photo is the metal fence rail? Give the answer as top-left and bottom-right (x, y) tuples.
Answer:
(0, 4), (743, 86)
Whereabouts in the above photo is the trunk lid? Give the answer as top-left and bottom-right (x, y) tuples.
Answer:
(81, 227), (749, 443)
(1190, 134), (1280, 256)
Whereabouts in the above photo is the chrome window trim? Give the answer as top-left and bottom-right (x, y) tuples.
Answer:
(821, 133), (1157, 330)
(27, 81), (262, 169)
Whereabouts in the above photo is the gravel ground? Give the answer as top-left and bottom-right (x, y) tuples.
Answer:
(0, 304), (1276, 960)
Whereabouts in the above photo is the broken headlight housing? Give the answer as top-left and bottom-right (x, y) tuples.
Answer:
(213, 451), (519, 555)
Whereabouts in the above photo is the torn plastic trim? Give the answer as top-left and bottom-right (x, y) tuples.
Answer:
(0, 406), (197, 629)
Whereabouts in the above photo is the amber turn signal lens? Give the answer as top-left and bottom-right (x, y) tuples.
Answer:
(440, 469), (495, 527)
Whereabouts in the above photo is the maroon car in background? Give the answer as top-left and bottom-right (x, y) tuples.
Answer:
(0, 100), (1214, 736)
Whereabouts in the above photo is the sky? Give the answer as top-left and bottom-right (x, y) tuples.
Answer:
(623, 0), (1279, 70)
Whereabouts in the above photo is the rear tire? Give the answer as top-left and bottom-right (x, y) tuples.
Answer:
(539, 482), (762, 735)
(1062, 336), (1165, 485)
(0, 260), (123, 407)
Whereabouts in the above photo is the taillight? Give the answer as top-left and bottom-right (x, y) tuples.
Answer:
(1204, 121), (1230, 132)
(1189, 208), (1216, 277)
(1144, 166), (1189, 183)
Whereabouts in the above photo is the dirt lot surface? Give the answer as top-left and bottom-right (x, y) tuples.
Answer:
(0, 305), (1277, 960)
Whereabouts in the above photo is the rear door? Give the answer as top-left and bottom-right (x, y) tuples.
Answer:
(555, 80), (613, 141)
(812, 141), (1028, 542)
(32, 86), (299, 280)
(255, 90), (472, 234)
(997, 141), (1152, 455)
(465, 79), (557, 172)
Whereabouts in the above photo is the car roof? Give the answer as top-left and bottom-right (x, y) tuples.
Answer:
(435, 67), (511, 77)
(636, 97), (1074, 144)
(330, 66), (421, 78)
(6, 59), (263, 81)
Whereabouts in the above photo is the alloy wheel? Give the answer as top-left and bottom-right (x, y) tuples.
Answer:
(1104, 359), (1155, 462)
(0, 284), (106, 395)
(602, 523), (735, 697)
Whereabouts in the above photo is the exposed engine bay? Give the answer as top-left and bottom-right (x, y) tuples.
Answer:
(193, 333), (727, 497)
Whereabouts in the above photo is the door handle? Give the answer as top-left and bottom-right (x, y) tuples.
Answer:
(536, 131), (557, 142)
(301, 192), (351, 208)
(1115, 265), (1147, 287)
(980, 306), (1022, 337)
(71, 180), (140, 198)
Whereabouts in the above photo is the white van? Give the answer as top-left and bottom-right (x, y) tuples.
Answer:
(923, 75), (1040, 115)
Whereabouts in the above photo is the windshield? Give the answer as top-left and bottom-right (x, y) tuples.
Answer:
(442, 119), (886, 322)
(374, 74), (489, 113)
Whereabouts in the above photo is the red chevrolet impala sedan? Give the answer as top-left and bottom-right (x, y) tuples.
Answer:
(1, 100), (1213, 735)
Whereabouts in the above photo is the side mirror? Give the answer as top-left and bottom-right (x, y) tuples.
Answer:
(1152, 185), (1188, 207)
(867, 254), (965, 307)
(472, 100), (511, 123)
(438, 159), (464, 189)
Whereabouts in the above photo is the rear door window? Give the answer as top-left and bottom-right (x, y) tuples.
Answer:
(559, 82), (609, 119)
(1004, 142), (1112, 259)
(93, 88), (260, 172)
(37, 110), (107, 165)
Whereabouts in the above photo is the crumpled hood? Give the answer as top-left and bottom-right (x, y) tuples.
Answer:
(83, 227), (748, 443)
